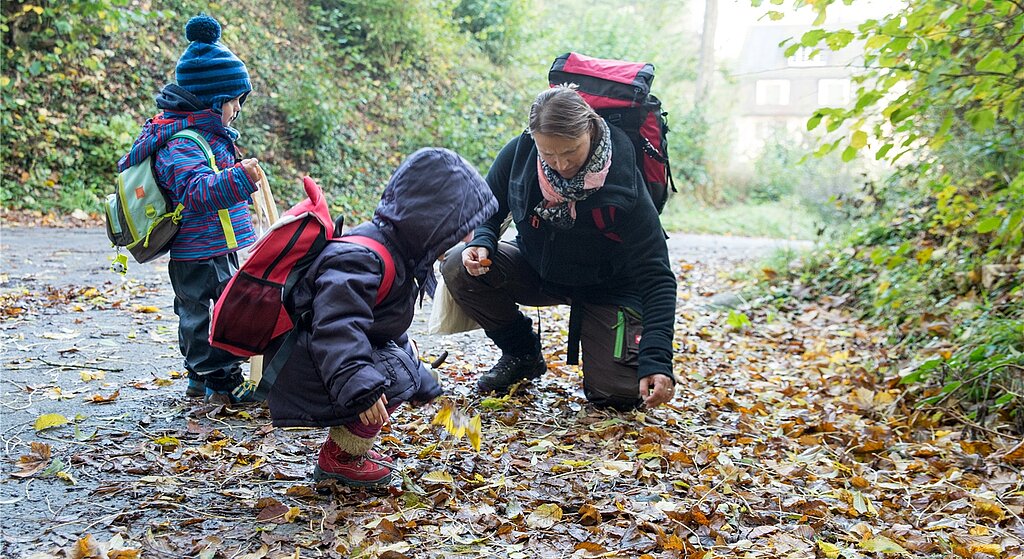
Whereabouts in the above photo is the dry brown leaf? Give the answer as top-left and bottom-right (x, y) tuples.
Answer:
(71, 534), (103, 559)
(85, 389), (120, 404)
(574, 541), (606, 553)
(578, 503), (601, 526)
(972, 499), (1005, 520)
(12, 441), (52, 478)
(959, 440), (994, 456)
(256, 503), (290, 522)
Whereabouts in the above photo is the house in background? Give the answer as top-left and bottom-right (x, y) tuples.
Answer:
(732, 24), (863, 161)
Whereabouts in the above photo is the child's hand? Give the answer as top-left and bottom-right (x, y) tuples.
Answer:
(240, 158), (261, 187)
(359, 394), (389, 426)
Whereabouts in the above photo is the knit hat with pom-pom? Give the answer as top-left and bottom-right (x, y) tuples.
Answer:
(175, 14), (252, 111)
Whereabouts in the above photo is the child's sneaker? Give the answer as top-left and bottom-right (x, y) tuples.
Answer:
(204, 384), (264, 405)
(313, 437), (394, 486)
(185, 376), (205, 398)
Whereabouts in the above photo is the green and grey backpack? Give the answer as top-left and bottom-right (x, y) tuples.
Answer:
(105, 129), (216, 265)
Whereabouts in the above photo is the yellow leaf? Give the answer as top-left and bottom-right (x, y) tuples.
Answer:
(0, 76), (10, 87)
(817, 540), (841, 559)
(973, 499), (1005, 520)
(134, 305), (160, 313)
(431, 401), (453, 428)
(467, 415), (482, 451)
(34, 413), (68, 432)
(971, 543), (1003, 555)
(829, 350), (850, 364)
(283, 506), (300, 522)
(32, 6), (43, 14)
(73, 534), (102, 559)
(422, 470), (454, 484)
(526, 503), (563, 529)
(80, 371), (106, 382)
(859, 535), (907, 554)
(152, 436), (180, 448)
(851, 130), (868, 149)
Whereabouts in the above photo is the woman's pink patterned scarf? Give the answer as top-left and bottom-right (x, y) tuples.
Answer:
(535, 119), (612, 230)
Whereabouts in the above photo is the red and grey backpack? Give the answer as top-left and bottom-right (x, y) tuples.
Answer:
(209, 176), (394, 398)
(548, 52), (676, 213)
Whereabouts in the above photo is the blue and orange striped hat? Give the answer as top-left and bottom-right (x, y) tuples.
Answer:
(175, 14), (252, 112)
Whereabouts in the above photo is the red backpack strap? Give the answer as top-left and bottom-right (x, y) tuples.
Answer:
(591, 206), (622, 242)
(338, 235), (396, 306)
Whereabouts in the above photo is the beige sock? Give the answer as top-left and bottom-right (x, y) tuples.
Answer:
(328, 426), (376, 456)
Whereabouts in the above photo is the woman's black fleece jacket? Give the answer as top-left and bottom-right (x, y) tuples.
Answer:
(468, 127), (677, 381)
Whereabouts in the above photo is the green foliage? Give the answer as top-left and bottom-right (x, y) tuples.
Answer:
(453, 0), (528, 62)
(659, 197), (817, 239)
(769, 0), (1024, 429)
(310, 0), (437, 69)
(1, 0), (527, 222)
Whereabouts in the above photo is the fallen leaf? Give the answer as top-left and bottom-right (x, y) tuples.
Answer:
(86, 390), (119, 404)
(467, 414), (482, 451)
(860, 535), (908, 555)
(12, 442), (52, 478)
(578, 503), (601, 526)
(526, 503), (563, 529)
(151, 436), (180, 448)
(133, 305), (160, 313)
(71, 534), (103, 559)
(34, 413), (68, 432)
(817, 540), (841, 558)
(421, 470), (454, 484)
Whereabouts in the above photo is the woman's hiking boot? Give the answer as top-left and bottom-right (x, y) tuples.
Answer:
(476, 352), (546, 394)
(313, 437), (394, 486)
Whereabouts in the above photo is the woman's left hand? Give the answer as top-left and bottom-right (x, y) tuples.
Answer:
(639, 374), (675, 408)
(359, 394), (390, 425)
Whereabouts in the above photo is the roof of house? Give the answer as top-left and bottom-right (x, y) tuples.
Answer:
(735, 24), (863, 78)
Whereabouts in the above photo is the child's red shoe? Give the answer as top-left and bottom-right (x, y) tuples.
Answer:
(313, 437), (393, 486)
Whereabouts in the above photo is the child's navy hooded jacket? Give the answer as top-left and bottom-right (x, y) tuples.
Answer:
(268, 149), (498, 427)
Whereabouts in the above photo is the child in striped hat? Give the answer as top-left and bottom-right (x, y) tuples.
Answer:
(117, 14), (262, 404)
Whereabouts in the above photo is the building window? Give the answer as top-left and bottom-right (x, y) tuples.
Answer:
(789, 47), (825, 67)
(818, 78), (851, 106)
(756, 79), (790, 106)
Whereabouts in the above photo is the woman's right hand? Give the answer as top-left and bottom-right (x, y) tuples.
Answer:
(461, 246), (491, 277)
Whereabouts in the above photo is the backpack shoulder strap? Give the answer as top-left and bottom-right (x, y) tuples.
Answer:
(239, 235), (396, 403)
(169, 129), (218, 171)
(338, 235), (396, 306)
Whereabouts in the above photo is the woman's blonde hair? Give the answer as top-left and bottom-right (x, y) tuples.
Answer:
(528, 84), (601, 140)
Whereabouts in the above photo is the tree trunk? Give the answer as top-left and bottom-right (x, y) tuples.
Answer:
(695, 0), (718, 104)
(693, 0), (719, 204)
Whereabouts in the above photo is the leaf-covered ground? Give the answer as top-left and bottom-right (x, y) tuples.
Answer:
(1, 228), (1021, 559)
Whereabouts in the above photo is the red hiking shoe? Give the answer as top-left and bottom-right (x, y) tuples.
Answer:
(313, 437), (394, 486)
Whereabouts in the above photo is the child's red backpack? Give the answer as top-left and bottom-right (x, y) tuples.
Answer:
(209, 177), (395, 397)
(548, 52), (676, 213)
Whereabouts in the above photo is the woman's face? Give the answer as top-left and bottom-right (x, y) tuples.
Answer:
(534, 131), (591, 179)
(220, 96), (243, 127)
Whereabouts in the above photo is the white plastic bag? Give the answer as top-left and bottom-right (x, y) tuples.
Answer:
(428, 273), (480, 335)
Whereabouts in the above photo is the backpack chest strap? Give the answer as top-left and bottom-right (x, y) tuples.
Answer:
(337, 235), (396, 305)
